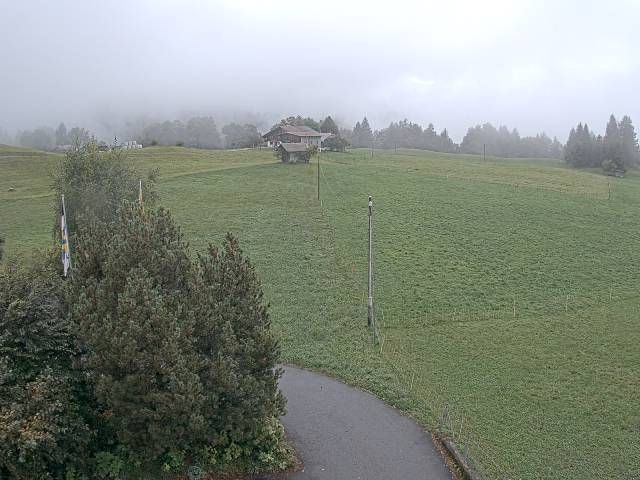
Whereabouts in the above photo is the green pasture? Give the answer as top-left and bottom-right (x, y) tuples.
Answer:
(1, 144), (638, 479)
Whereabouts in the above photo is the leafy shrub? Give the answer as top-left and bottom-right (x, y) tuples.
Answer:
(197, 417), (293, 473)
(51, 140), (157, 239)
(322, 135), (349, 152)
(602, 157), (625, 175)
(0, 256), (94, 479)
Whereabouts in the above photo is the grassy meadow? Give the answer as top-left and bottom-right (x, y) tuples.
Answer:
(1, 144), (639, 479)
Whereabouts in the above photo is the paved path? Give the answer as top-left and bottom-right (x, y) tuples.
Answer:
(276, 366), (452, 480)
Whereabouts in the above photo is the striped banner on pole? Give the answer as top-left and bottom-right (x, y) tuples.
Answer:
(60, 195), (71, 277)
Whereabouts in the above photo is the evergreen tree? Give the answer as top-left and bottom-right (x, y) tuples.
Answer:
(360, 117), (373, 147)
(70, 203), (203, 461)
(439, 128), (455, 153)
(563, 127), (579, 166)
(190, 234), (285, 463)
(619, 115), (639, 167)
(69, 203), (290, 471)
(604, 114), (624, 172)
(351, 121), (361, 147)
(551, 137), (563, 159)
(320, 116), (339, 135)
(423, 123), (438, 150)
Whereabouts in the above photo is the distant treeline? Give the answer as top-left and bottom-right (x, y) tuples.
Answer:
(564, 114), (639, 174)
(10, 114), (638, 169)
(346, 116), (562, 158)
(4, 123), (92, 151)
(355, 118), (458, 154)
(7, 118), (264, 151)
(460, 123), (563, 159)
(138, 117), (261, 149)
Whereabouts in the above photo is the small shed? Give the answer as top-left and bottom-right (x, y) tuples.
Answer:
(278, 142), (311, 163)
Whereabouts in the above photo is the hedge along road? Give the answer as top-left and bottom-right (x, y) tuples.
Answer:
(274, 366), (453, 480)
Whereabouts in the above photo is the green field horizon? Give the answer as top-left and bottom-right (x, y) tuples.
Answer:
(1, 144), (638, 479)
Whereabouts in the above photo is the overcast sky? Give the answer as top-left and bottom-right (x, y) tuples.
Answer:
(1, 0), (638, 141)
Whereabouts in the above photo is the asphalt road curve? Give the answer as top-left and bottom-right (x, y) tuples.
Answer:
(276, 366), (452, 480)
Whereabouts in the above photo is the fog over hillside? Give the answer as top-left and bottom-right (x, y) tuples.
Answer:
(1, 0), (639, 141)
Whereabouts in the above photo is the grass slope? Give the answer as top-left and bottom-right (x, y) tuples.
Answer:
(1, 144), (638, 479)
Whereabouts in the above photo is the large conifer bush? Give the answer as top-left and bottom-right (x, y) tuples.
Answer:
(190, 235), (286, 469)
(70, 202), (289, 474)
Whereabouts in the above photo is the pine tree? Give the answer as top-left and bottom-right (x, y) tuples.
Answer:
(190, 234), (285, 462)
(360, 117), (373, 147)
(69, 202), (290, 471)
(619, 115), (639, 167)
(551, 137), (563, 159)
(439, 128), (455, 153)
(352, 121), (362, 147)
(320, 116), (339, 135)
(564, 127), (578, 166)
(70, 203), (204, 461)
(604, 114), (624, 172)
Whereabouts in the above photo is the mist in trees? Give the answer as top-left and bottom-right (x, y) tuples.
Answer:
(11, 123), (93, 150)
(379, 120), (456, 153)
(17, 127), (55, 151)
(0, 128), (12, 145)
(221, 123), (262, 148)
(564, 114), (639, 173)
(351, 117), (374, 148)
(460, 123), (562, 158)
(140, 117), (221, 149)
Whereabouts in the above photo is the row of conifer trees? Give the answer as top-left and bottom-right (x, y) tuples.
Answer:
(564, 114), (639, 173)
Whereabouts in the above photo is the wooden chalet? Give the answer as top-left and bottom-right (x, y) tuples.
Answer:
(263, 125), (322, 148)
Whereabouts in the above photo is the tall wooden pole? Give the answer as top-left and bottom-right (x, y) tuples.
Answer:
(367, 195), (374, 328)
(483, 143), (486, 162)
(317, 150), (320, 201)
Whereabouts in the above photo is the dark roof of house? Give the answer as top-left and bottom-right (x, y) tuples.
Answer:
(264, 125), (321, 138)
(279, 142), (311, 153)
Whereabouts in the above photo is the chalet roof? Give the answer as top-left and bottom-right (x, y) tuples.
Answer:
(279, 142), (311, 153)
(264, 125), (321, 138)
